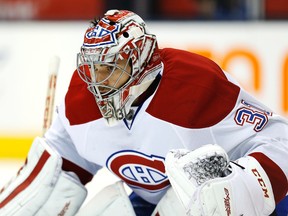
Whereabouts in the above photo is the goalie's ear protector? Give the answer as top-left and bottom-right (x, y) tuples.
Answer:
(0, 137), (87, 216)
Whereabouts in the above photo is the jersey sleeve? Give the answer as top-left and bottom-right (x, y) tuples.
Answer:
(212, 85), (288, 204)
(44, 100), (101, 180)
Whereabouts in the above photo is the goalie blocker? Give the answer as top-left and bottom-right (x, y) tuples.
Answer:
(0, 137), (87, 216)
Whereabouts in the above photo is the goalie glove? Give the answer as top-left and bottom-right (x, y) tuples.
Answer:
(165, 144), (275, 216)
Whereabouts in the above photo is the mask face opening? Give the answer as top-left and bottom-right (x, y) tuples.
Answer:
(77, 49), (139, 121)
(77, 50), (133, 100)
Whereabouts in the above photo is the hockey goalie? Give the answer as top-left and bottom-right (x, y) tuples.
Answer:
(1, 9), (288, 216)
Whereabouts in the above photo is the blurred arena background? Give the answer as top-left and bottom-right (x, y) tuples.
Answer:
(0, 0), (288, 202)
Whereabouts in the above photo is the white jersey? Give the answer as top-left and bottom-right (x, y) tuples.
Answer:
(45, 48), (288, 204)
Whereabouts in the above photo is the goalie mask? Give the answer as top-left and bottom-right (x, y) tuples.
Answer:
(77, 9), (159, 126)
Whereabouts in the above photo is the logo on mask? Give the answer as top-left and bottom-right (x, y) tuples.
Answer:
(83, 18), (120, 48)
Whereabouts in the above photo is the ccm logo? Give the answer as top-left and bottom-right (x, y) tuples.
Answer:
(251, 168), (270, 198)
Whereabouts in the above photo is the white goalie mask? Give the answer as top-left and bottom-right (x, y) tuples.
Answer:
(77, 9), (159, 126)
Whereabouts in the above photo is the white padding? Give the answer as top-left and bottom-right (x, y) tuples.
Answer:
(151, 187), (186, 216)
(76, 181), (135, 216)
(0, 137), (87, 216)
(165, 144), (229, 213)
(35, 171), (87, 216)
(165, 145), (275, 216)
(190, 156), (275, 216)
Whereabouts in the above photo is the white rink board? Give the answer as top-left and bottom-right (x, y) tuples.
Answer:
(0, 21), (288, 135)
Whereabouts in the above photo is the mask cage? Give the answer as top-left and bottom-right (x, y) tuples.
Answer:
(77, 49), (137, 98)
(76, 48), (141, 120)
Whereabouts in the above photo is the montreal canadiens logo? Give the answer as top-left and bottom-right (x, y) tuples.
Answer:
(83, 18), (120, 48)
(106, 150), (170, 192)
